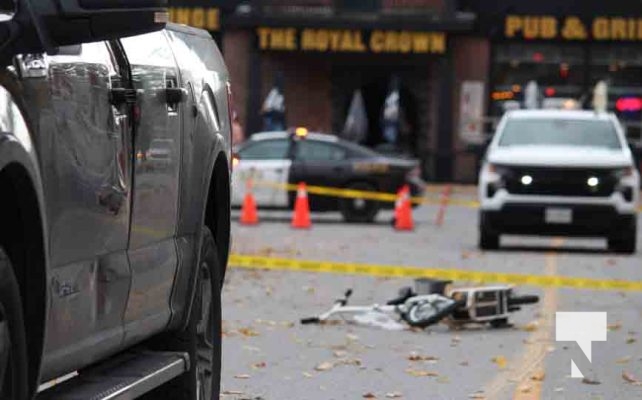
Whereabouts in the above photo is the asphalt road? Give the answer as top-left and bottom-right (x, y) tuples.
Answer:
(221, 196), (642, 400)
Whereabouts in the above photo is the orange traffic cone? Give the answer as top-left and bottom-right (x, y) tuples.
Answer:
(395, 185), (414, 231)
(240, 179), (259, 225)
(291, 182), (311, 229)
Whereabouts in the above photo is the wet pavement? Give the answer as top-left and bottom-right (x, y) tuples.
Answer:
(221, 194), (642, 399)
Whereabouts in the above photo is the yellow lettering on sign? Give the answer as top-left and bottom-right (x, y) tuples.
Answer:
(412, 33), (430, 52)
(370, 30), (385, 53)
(317, 30), (329, 51)
(329, 30), (342, 51)
(561, 16), (587, 40)
(398, 31), (412, 53)
(257, 28), (270, 49)
(540, 17), (557, 39)
(168, 7), (219, 31)
(206, 8), (220, 31)
(505, 15), (523, 38)
(173, 8), (190, 26)
(611, 18), (627, 40)
(628, 18), (637, 39)
(300, 29), (315, 51)
(339, 31), (353, 51)
(191, 8), (204, 28)
(430, 33), (446, 53)
(284, 28), (297, 50)
(523, 17), (540, 40)
(355, 32), (367, 52)
(385, 31), (399, 52)
(639, 20), (642, 40)
(593, 18), (609, 40)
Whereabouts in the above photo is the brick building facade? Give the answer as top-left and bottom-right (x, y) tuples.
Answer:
(169, 0), (642, 182)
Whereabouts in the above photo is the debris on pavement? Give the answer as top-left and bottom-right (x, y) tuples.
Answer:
(582, 377), (601, 385)
(405, 368), (439, 377)
(407, 352), (439, 362)
(385, 392), (403, 398)
(622, 371), (642, 386)
(234, 374), (251, 379)
(314, 361), (334, 372)
(363, 392), (377, 398)
(491, 355), (507, 369)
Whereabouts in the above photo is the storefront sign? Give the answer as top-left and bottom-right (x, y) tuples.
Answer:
(505, 15), (642, 41)
(169, 7), (220, 31)
(256, 27), (446, 54)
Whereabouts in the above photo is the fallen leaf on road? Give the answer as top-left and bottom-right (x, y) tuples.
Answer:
(251, 362), (267, 369)
(405, 368), (439, 377)
(281, 321), (295, 328)
(492, 356), (507, 369)
(437, 376), (450, 384)
(333, 350), (348, 358)
(386, 392), (403, 398)
(468, 392), (485, 399)
(347, 333), (360, 342)
(221, 390), (244, 395)
(363, 393), (377, 399)
(531, 370), (546, 382)
(238, 327), (259, 337)
(408, 352), (439, 362)
(336, 358), (362, 367)
(315, 362), (334, 371)
(622, 371), (642, 386)
(522, 321), (539, 332)
(616, 356), (632, 365)
(234, 374), (251, 379)
(582, 377), (601, 385)
(608, 321), (622, 331)
(519, 384), (532, 393)
(302, 372), (313, 378)
(626, 337), (637, 344)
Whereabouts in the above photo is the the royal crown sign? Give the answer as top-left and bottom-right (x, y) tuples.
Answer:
(257, 27), (446, 54)
(505, 15), (642, 41)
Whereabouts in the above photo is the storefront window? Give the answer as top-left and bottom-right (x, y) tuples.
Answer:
(591, 45), (642, 139)
(490, 44), (585, 116)
(490, 43), (642, 140)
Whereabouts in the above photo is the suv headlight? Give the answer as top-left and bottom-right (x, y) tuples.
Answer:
(613, 167), (636, 202)
(485, 163), (507, 197)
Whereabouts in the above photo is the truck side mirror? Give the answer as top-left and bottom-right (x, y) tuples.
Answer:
(0, 0), (168, 64)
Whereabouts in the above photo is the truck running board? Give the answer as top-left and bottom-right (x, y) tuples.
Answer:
(36, 351), (190, 400)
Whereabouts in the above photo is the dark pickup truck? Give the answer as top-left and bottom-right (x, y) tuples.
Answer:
(0, 1), (231, 399)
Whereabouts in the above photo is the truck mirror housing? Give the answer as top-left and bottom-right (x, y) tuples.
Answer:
(0, 0), (168, 63)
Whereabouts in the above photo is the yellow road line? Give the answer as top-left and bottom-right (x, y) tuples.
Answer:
(481, 239), (561, 400)
(229, 253), (642, 292)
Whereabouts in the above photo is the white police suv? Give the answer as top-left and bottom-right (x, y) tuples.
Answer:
(478, 110), (639, 253)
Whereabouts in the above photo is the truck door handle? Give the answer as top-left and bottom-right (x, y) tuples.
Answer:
(109, 88), (138, 106)
(165, 87), (188, 104)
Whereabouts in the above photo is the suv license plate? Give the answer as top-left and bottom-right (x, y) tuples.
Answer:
(545, 208), (572, 224)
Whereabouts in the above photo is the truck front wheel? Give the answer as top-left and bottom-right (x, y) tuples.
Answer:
(143, 227), (221, 399)
(0, 248), (29, 400)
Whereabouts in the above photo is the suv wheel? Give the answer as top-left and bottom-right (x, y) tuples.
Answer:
(143, 227), (221, 399)
(608, 226), (637, 254)
(479, 213), (500, 250)
(0, 248), (28, 400)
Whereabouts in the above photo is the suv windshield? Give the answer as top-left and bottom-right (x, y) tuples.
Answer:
(499, 118), (622, 150)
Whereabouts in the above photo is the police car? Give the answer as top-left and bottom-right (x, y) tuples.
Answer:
(479, 110), (639, 253)
(232, 128), (425, 222)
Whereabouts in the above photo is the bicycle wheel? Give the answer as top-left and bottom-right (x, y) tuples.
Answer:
(404, 298), (465, 328)
(508, 295), (539, 306)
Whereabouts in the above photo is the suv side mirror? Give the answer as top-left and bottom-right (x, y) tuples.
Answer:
(0, 0), (168, 63)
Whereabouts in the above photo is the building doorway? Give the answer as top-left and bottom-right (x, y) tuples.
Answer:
(332, 63), (429, 159)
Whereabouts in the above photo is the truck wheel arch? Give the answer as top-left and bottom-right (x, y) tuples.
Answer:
(203, 152), (231, 283)
(0, 162), (47, 396)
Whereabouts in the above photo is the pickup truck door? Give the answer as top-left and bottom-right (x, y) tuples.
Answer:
(118, 31), (182, 344)
(39, 41), (134, 379)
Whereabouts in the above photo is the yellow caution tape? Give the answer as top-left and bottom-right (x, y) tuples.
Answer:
(252, 180), (479, 208)
(229, 254), (642, 292)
